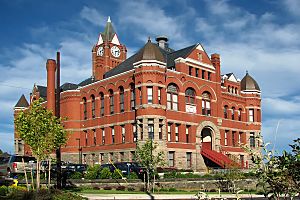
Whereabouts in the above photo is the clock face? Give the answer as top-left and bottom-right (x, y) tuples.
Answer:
(111, 46), (120, 57)
(97, 46), (104, 56)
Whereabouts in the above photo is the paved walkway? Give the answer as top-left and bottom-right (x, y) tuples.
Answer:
(81, 193), (266, 200)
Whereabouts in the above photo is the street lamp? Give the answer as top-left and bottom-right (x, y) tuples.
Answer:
(76, 138), (82, 164)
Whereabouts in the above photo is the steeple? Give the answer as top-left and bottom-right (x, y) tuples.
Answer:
(102, 16), (116, 42)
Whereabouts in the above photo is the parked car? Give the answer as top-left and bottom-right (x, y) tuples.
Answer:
(0, 155), (36, 178)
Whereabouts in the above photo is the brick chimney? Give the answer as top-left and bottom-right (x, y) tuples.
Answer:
(211, 53), (221, 83)
(46, 59), (56, 114)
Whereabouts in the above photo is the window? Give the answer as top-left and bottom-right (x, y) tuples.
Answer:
(133, 123), (137, 142)
(84, 130), (88, 146)
(109, 89), (114, 114)
(225, 130), (229, 146)
(100, 153), (104, 163)
(168, 123), (171, 142)
(168, 152), (175, 167)
(109, 152), (113, 162)
(102, 128), (105, 144)
(130, 84), (135, 110)
(167, 84), (178, 111)
(111, 127), (115, 144)
(120, 152), (124, 161)
(100, 93), (104, 116)
(91, 95), (95, 118)
(186, 125), (190, 143)
(239, 132), (242, 144)
(148, 119), (154, 140)
(250, 132), (255, 148)
(159, 124), (163, 140)
(207, 72), (211, 80)
(131, 151), (136, 161)
(119, 87), (124, 112)
(93, 129), (96, 146)
(138, 87), (142, 105)
(198, 53), (203, 61)
(238, 108), (242, 121)
(121, 125), (125, 143)
(83, 97), (87, 120)
(187, 152), (192, 168)
(224, 106), (228, 119)
(185, 88), (196, 105)
(158, 87), (162, 104)
(189, 66), (192, 75)
(232, 107), (235, 120)
(232, 131), (236, 147)
(195, 68), (199, 77)
(249, 109), (254, 122)
(139, 123), (143, 140)
(202, 70), (205, 79)
(175, 124), (179, 142)
(147, 87), (153, 104)
(202, 92), (211, 116)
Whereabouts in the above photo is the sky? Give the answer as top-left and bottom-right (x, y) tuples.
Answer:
(0, 0), (299, 154)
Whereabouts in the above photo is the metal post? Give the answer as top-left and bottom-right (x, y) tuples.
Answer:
(55, 52), (62, 189)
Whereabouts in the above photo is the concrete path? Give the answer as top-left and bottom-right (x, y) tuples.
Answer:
(81, 193), (267, 200)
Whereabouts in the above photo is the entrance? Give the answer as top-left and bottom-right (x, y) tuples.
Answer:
(201, 127), (212, 150)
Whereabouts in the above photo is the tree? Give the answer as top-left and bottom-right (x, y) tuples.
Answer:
(135, 139), (165, 192)
(0, 149), (2, 155)
(15, 98), (67, 191)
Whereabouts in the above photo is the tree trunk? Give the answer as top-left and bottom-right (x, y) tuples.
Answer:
(48, 159), (51, 188)
(36, 158), (40, 191)
(22, 158), (29, 191)
(147, 169), (150, 192)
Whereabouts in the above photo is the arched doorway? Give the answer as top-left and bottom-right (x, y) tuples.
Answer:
(201, 127), (212, 150)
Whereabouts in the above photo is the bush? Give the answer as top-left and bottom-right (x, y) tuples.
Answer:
(103, 186), (112, 190)
(85, 165), (100, 179)
(127, 187), (135, 191)
(116, 186), (126, 191)
(168, 187), (178, 192)
(112, 169), (123, 179)
(128, 172), (138, 179)
(0, 186), (8, 196)
(69, 172), (83, 179)
(99, 167), (112, 179)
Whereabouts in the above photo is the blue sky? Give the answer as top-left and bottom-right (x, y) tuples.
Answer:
(1, 0), (300, 154)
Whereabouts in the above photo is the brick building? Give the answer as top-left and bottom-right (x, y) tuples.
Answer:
(14, 18), (261, 171)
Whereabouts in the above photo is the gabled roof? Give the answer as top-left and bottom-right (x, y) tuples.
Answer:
(15, 94), (29, 108)
(36, 85), (47, 100)
(165, 44), (197, 68)
(61, 82), (78, 91)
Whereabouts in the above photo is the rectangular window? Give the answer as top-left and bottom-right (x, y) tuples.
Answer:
(131, 88), (135, 110)
(175, 124), (179, 142)
(120, 152), (124, 161)
(92, 98), (95, 118)
(84, 130), (88, 146)
(138, 87), (142, 105)
(110, 95), (114, 114)
(168, 123), (171, 142)
(195, 68), (199, 77)
(100, 153), (104, 163)
(238, 109), (241, 121)
(122, 126), (126, 143)
(249, 109), (254, 122)
(159, 124), (163, 140)
(133, 123), (137, 142)
(158, 87), (162, 104)
(186, 126), (190, 143)
(167, 93), (171, 109)
(239, 132), (242, 144)
(102, 128), (105, 144)
(202, 70), (205, 79)
(111, 127), (115, 144)
(148, 119), (154, 140)
(93, 129), (96, 146)
(208, 72), (211, 80)
(139, 124), (143, 140)
(250, 132), (255, 148)
(187, 152), (192, 168)
(120, 93), (124, 112)
(225, 130), (228, 146)
(173, 94), (178, 111)
(168, 151), (175, 167)
(109, 152), (113, 162)
(189, 66), (192, 76)
(232, 131), (236, 147)
(147, 87), (153, 104)
(100, 95), (104, 116)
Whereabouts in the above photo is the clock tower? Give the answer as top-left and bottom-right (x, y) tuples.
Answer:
(92, 17), (127, 80)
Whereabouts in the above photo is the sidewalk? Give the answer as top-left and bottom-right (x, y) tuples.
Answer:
(81, 193), (266, 200)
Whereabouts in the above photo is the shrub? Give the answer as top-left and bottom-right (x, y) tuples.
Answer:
(85, 165), (100, 179)
(128, 172), (138, 179)
(99, 167), (112, 179)
(103, 186), (112, 190)
(69, 172), (83, 179)
(163, 171), (178, 178)
(127, 187), (135, 191)
(0, 186), (8, 196)
(112, 169), (123, 179)
(116, 186), (126, 191)
(168, 187), (178, 192)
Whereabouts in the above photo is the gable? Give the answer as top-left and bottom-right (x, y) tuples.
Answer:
(185, 43), (213, 66)
(111, 34), (120, 45)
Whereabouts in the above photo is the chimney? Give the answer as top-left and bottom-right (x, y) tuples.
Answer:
(211, 53), (221, 82)
(155, 36), (168, 49)
(46, 59), (56, 114)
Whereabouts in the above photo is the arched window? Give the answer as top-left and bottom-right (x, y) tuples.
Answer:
(130, 84), (135, 110)
(224, 105), (228, 119)
(83, 97), (87, 120)
(100, 92), (104, 116)
(231, 107), (235, 120)
(238, 108), (242, 121)
(119, 87), (124, 112)
(202, 92), (211, 116)
(167, 84), (178, 111)
(185, 88), (196, 105)
(109, 89), (114, 114)
(91, 95), (95, 118)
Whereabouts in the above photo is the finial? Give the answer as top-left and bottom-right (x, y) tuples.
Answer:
(246, 70), (248, 75)
(148, 36), (151, 43)
(107, 16), (111, 23)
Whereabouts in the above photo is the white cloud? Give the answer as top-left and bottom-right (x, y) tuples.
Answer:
(80, 6), (106, 27)
(283, 0), (300, 17)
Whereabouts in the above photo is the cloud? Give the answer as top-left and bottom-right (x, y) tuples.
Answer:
(80, 6), (106, 27)
(283, 0), (300, 17)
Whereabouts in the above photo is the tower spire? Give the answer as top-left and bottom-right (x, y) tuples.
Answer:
(107, 16), (111, 23)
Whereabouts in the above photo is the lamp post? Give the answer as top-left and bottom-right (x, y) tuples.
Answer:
(76, 138), (82, 164)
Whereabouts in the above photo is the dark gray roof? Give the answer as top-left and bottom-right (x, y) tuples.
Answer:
(15, 94), (29, 108)
(61, 82), (78, 91)
(37, 85), (47, 100)
(101, 19), (116, 42)
(78, 77), (96, 87)
(241, 72), (260, 91)
(104, 42), (198, 78)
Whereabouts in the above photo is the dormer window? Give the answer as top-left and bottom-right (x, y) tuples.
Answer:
(198, 53), (203, 61)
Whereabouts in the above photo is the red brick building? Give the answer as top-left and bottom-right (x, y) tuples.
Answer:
(14, 18), (261, 171)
